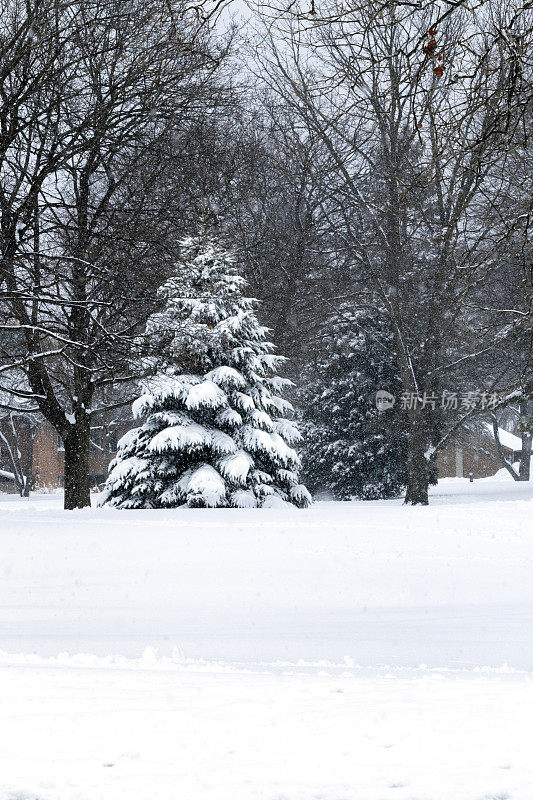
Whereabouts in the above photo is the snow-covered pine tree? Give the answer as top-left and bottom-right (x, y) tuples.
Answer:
(300, 306), (408, 500)
(102, 237), (311, 509)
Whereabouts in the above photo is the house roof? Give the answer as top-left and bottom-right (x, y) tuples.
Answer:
(484, 423), (523, 452)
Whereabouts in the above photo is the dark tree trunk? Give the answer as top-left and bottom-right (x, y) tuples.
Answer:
(518, 401), (532, 482)
(404, 415), (430, 505)
(63, 423), (91, 510)
(519, 432), (532, 482)
(21, 424), (35, 498)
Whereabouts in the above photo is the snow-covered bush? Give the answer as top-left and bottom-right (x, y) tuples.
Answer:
(102, 237), (311, 509)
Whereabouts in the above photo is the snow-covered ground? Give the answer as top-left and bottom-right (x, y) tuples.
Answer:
(1, 474), (533, 800)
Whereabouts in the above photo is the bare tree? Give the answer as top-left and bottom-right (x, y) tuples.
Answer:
(0, 0), (232, 508)
(0, 408), (39, 497)
(252, 0), (532, 502)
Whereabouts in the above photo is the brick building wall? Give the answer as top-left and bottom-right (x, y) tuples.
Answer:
(437, 437), (517, 479)
(32, 422), (125, 489)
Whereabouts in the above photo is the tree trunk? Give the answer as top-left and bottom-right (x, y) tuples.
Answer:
(519, 432), (532, 482)
(404, 415), (430, 505)
(21, 426), (34, 498)
(518, 401), (532, 482)
(63, 424), (91, 510)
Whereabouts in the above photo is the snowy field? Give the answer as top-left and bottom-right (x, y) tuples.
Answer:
(1, 475), (533, 800)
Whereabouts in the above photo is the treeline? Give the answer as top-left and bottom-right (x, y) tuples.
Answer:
(0, 0), (532, 508)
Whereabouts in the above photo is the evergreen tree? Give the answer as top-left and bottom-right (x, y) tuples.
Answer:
(300, 307), (408, 500)
(102, 237), (311, 509)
